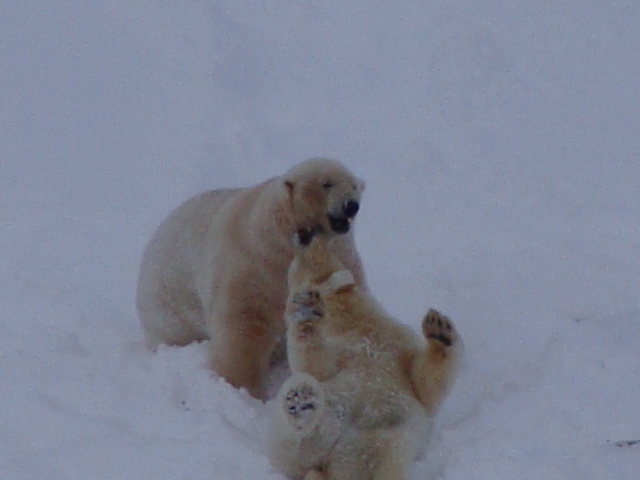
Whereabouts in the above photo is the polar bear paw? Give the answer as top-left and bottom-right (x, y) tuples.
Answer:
(289, 290), (325, 323)
(422, 309), (457, 348)
(281, 375), (325, 433)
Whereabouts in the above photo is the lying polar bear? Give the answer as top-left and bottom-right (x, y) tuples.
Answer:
(136, 159), (367, 399)
(267, 229), (462, 480)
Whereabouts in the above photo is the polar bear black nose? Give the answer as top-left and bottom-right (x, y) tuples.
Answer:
(344, 200), (359, 218)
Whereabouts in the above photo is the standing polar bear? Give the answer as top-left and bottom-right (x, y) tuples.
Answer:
(267, 230), (462, 480)
(136, 159), (367, 399)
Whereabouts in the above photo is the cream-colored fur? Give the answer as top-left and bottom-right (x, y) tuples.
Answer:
(268, 231), (462, 480)
(136, 159), (366, 399)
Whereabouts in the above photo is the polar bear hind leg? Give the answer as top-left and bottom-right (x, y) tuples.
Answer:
(268, 373), (338, 480)
(286, 377), (330, 480)
(281, 373), (326, 434)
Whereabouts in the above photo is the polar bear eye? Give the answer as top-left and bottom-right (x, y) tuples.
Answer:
(322, 181), (335, 189)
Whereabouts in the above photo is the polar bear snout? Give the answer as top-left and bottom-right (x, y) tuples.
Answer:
(328, 214), (350, 234)
(328, 199), (360, 234)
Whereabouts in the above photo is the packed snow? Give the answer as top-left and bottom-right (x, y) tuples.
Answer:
(1, 1), (639, 479)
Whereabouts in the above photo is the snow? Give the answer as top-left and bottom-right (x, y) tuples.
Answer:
(1, 1), (639, 478)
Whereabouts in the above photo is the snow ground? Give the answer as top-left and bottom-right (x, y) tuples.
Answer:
(1, 1), (639, 479)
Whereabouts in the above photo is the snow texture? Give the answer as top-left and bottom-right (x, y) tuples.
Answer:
(1, 1), (639, 479)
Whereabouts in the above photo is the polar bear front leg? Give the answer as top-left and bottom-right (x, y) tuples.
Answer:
(206, 303), (279, 400)
(285, 290), (336, 380)
(411, 309), (462, 415)
(287, 290), (325, 338)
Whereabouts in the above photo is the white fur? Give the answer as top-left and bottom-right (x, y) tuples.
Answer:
(320, 269), (355, 293)
(268, 233), (462, 479)
(136, 158), (367, 399)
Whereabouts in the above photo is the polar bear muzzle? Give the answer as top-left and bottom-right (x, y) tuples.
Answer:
(328, 199), (359, 234)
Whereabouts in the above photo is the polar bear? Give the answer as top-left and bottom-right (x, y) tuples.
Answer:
(267, 230), (462, 480)
(136, 159), (367, 399)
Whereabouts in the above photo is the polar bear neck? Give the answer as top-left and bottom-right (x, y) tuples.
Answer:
(247, 178), (297, 251)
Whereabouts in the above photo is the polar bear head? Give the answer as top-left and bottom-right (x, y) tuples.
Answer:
(283, 158), (365, 235)
(288, 228), (356, 294)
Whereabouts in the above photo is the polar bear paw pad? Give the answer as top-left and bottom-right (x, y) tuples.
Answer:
(422, 309), (457, 347)
(290, 290), (324, 322)
(283, 381), (323, 432)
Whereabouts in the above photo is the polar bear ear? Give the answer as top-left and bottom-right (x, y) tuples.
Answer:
(284, 179), (294, 193)
(283, 179), (296, 203)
